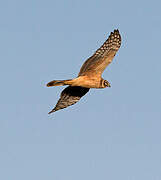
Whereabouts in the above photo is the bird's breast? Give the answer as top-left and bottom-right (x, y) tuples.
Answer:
(72, 76), (102, 88)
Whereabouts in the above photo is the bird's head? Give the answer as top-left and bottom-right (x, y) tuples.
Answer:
(102, 79), (111, 88)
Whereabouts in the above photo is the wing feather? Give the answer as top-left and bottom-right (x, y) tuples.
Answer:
(48, 86), (89, 114)
(78, 29), (121, 76)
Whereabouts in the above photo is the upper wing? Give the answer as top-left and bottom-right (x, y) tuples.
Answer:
(48, 86), (89, 114)
(78, 29), (121, 77)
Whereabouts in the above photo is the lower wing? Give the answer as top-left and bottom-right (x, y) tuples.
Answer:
(48, 86), (89, 114)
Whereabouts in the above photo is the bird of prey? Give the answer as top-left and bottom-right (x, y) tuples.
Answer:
(47, 29), (121, 114)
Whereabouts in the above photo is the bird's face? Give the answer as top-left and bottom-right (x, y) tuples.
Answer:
(103, 80), (111, 88)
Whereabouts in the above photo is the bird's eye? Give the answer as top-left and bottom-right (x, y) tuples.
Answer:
(104, 81), (108, 86)
(104, 80), (110, 87)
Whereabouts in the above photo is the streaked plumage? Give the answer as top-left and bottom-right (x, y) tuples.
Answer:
(47, 29), (121, 113)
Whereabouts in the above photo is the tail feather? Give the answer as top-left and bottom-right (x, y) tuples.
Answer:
(46, 79), (73, 87)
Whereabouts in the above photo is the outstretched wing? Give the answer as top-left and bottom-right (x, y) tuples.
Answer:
(78, 29), (121, 77)
(48, 86), (89, 114)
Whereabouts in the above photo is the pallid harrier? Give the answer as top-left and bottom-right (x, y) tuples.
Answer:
(47, 29), (121, 114)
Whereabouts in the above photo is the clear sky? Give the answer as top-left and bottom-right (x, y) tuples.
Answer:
(0, 0), (161, 180)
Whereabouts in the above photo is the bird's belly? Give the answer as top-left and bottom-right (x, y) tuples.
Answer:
(72, 76), (101, 88)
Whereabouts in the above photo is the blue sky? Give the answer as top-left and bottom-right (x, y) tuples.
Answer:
(0, 0), (161, 179)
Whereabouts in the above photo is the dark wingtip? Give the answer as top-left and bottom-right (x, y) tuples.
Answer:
(110, 29), (120, 37)
(48, 109), (56, 114)
(113, 29), (119, 33)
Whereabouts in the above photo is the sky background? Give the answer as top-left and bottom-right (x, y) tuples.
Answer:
(0, 0), (161, 179)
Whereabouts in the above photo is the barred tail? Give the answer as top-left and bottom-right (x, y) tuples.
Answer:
(46, 79), (73, 87)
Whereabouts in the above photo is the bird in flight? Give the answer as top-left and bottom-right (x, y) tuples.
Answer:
(47, 29), (121, 114)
